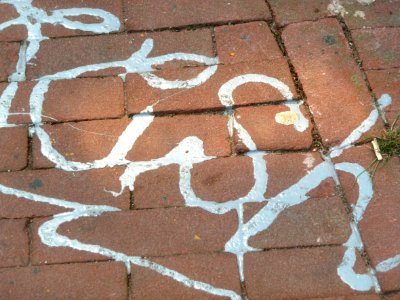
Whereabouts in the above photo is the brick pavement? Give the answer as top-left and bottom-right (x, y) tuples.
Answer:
(0, 0), (399, 299)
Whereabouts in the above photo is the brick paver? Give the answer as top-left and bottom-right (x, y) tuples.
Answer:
(0, 1), (399, 299)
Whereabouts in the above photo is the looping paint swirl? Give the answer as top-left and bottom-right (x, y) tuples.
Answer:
(0, 1), (398, 298)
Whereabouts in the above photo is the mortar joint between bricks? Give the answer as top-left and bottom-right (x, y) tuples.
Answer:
(240, 280), (249, 300)
(26, 217), (33, 267)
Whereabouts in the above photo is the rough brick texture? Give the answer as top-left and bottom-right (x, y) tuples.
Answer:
(0, 219), (29, 268)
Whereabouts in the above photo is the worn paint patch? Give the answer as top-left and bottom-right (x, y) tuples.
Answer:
(303, 154), (316, 169)
(328, 0), (348, 17)
(354, 10), (366, 19)
(275, 111), (299, 126)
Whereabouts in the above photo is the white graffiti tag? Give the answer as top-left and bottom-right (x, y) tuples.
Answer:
(0, 1), (398, 298)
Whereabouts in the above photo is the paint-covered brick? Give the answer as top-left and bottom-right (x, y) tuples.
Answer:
(0, 42), (19, 82)
(0, 262), (127, 299)
(127, 59), (297, 114)
(215, 21), (282, 65)
(0, 167), (129, 218)
(283, 18), (383, 146)
(0, 3), (27, 41)
(0, 127), (28, 171)
(352, 27), (400, 70)
(32, 0), (124, 38)
(367, 68), (400, 125)
(131, 252), (241, 299)
(245, 247), (374, 299)
(333, 145), (400, 292)
(234, 104), (313, 151)
(26, 29), (214, 79)
(32, 208), (237, 264)
(0, 219), (29, 268)
(6, 77), (124, 125)
(123, 0), (271, 30)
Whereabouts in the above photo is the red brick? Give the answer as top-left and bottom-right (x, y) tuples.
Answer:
(387, 292), (400, 300)
(0, 167), (130, 218)
(32, 0), (124, 38)
(247, 196), (351, 249)
(245, 247), (372, 299)
(0, 219), (29, 268)
(127, 59), (297, 114)
(367, 68), (400, 124)
(0, 42), (19, 82)
(283, 18), (383, 146)
(333, 145), (400, 292)
(26, 29), (213, 79)
(32, 208), (237, 264)
(32, 118), (131, 169)
(215, 21), (282, 65)
(135, 156), (255, 209)
(234, 104), (313, 151)
(123, 0), (271, 31)
(0, 262), (127, 299)
(125, 114), (231, 161)
(0, 127), (28, 171)
(0, 3), (27, 41)
(132, 252), (241, 299)
(342, 0), (400, 29)
(269, 0), (334, 26)
(352, 27), (400, 70)
(7, 77), (124, 124)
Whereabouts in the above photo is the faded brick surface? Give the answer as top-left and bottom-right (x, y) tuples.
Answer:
(127, 59), (297, 114)
(0, 127), (28, 171)
(367, 68), (400, 124)
(234, 104), (313, 151)
(352, 27), (400, 70)
(0, 3), (27, 41)
(124, 0), (270, 30)
(0, 167), (129, 218)
(6, 78), (124, 124)
(0, 219), (29, 268)
(0, 262), (127, 299)
(245, 247), (373, 299)
(26, 29), (213, 79)
(131, 253), (241, 299)
(283, 18), (383, 146)
(32, 208), (237, 264)
(32, 0), (124, 37)
(333, 146), (400, 292)
(215, 21), (282, 65)
(0, 43), (19, 81)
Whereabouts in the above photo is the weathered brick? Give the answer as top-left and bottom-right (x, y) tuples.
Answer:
(0, 3), (27, 41)
(283, 18), (383, 146)
(234, 104), (313, 151)
(0, 262), (127, 299)
(247, 196), (351, 249)
(367, 68), (400, 124)
(0, 219), (29, 268)
(26, 29), (213, 79)
(32, 0), (124, 38)
(33, 208), (237, 264)
(127, 59), (297, 114)
(0, 42), (19, 82)
(352, 27), (400, 70)
(269, 0), (334, 26)
(333, 145), (400, 292)
(7, 77), (124, 124)
(135, 156), (255, 209)
(245, 246), (373, 299)
(215, 21), (282, 65)
(125, 114), (231, 161)
(32, 118), (131, 169)
(0, 167), (130, 218)
(131, 252), (241, 299)
(123, 0), (271, 30)
(0, 127), (28, 171)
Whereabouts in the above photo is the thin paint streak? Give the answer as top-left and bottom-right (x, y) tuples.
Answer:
(0, 82), (18, 125)
(330, 94), (392, 158)
(9, 40), (27, 82)
(376, 255), (400, 273)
